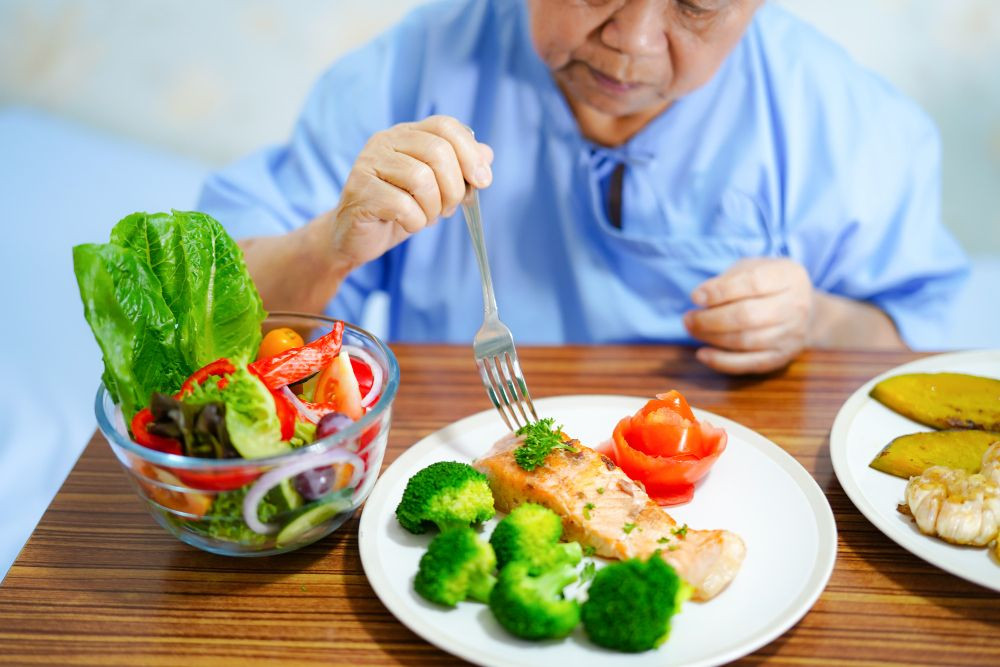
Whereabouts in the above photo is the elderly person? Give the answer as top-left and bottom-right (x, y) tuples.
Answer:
(199, 0), (968, 374)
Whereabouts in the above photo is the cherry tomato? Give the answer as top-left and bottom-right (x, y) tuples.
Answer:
(257, 327), (305, 361)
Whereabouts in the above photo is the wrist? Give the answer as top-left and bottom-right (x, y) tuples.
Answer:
(298, 210), (356, 284)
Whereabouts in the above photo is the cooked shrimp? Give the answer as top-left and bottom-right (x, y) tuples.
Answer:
(904, 465), (1000, 547)
(979, 441), (1000, 486)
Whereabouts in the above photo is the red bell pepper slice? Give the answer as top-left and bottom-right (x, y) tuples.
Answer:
(130, 408), (182, 456)
(177, 358), (237, 397)
(249, 321), (345, 388)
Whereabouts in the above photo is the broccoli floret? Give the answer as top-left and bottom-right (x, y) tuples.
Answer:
(414, 527), (497, 607)
(488, 561), (580, 640)
(490, 502), (582, 573)
(581, 555), (691, 652)
(395, 461), (496, 534)
(514, 418), (577, 471)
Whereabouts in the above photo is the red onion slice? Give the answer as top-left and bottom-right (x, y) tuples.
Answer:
(241, 448), (364, 535)
(342, 344), (383, 408)
(280, 386), (322, 424)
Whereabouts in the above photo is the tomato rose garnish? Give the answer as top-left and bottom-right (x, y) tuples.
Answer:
(609, 390), (727, 505)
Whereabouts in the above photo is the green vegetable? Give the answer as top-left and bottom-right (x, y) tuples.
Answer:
(581, 555), (691, 652)
(186, 365), (289, 459)
(275, 498), (346, 548)
(73, 210), (266, 420)
(395, 461), (496, 534)
(514, 418), (577, 471)
(147, 392), (235, 458)
(109, 210), (265, 370)
(72, 243), (188, 420)
(489, 502), (582, 573)
(187, 486), (280, 545)
(290, 419), (317, 447)
(414, 528), (497, 607)
(580, 561), (597, 584)
(488, 561), (580, 640)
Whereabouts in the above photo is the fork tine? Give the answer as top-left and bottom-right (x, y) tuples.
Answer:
(476, 359), (516, 431)
(505, 352), (539, 422)
(498, 353), (531, 428)
(487, 355), (524, 429)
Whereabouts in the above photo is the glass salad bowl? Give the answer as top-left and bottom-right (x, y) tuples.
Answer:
(94, 312), (399, 556)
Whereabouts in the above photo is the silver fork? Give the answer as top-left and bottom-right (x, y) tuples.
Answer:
(461, 185), (539, 431)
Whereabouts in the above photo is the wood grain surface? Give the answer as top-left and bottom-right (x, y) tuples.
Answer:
(2, 345), (998, 666)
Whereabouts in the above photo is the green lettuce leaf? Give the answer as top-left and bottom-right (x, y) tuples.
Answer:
(187, 366), (289, 459)
(73, 210), (267, 420)
(110, 210), (266, 368)
(72, 243), (188, 419)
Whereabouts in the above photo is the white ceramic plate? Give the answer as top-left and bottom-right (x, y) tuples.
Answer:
(830, 350), (1000, 591)
(359, 395), (837, 667)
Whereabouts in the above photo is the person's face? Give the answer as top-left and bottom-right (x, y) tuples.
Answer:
(527, 0), (762, 120)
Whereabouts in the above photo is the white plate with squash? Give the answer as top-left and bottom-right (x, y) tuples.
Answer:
(830, 349), (1000, 591)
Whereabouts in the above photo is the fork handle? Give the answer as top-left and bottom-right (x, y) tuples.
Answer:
(461, 186), (500, 318)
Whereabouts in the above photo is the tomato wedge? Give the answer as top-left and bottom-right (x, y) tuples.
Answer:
(608, 390), (727, 506)
(314, 351), (364, 420)
(249, 322), (345, 388)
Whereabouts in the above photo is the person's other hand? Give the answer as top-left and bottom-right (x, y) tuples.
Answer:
(326, 115), (493, 269)
(683, 258), (814, 375)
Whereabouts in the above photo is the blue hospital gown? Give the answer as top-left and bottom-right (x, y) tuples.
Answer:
(199, 0), (969, 349)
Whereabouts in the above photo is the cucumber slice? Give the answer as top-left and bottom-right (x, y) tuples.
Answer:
(275, 498), (349, 548)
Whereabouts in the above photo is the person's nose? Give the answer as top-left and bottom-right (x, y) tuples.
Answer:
(600, 0), (668, 57)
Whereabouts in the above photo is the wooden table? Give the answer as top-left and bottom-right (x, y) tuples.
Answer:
(2, 345), (998, 665)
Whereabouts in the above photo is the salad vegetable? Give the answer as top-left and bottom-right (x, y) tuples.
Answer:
(74, 210), (266, 421)
(75, 210), (386, 550)
(608, 390), (727, 505)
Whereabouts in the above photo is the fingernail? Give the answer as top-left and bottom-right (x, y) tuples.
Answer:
(443, 206), (456, 217)
(474, 164), (492, 187)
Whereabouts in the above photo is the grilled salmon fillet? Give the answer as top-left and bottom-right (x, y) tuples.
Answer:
(474, 433), (746, 601)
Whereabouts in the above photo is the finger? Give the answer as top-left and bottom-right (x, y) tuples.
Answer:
(413, 115), (493, 188)
(393, 129), (466, 216)
(684, 292), (791, 335)
(367, 149), (442, 223)
(684, 319), (799, 352)
(346, 175), (428, 234)
(692, 260), (794, 307)
(695, 346), (793, 375)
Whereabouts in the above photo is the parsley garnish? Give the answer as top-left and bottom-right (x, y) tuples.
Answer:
(657, 536), (671, 544)
(668, 545), (679, 551)
(623, 522), (637, 534)
(583, 545), (596, 557)
(583, 502), (595, 520)
(580, 561), (597, 583)
(513, 418), (576, 471)
(671, 524), (689, 538)
(596, 487), (605, 495)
